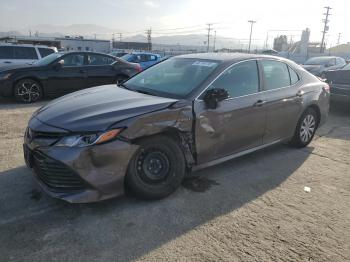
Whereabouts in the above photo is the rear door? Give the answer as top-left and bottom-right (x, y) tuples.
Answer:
(194, 60), (267, 164)
(13, 46), (39, 65)
(46, 53), (88, 96)
(258, 59), (303, 144)
(85, 53), (116, 87)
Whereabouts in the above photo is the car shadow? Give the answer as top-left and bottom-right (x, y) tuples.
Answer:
(0, 97), (50, 110)
(0, 144), (313, 261)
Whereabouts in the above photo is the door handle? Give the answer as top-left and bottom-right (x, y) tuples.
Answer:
(4, 61), (11, 64)
(254, 100), (267, 107)
(296, 90), (305, 97)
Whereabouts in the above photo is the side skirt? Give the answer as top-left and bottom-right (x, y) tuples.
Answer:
(192, 139), (286, 171)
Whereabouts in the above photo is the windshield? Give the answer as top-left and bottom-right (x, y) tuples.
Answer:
(305, 57), (332, 65)
(34, 53), (64, 66)
(124, 58), (219, 99)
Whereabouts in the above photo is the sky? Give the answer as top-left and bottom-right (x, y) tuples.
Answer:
(0, 0), (349, 48)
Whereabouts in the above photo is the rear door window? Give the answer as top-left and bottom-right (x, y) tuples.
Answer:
(38, 48), (55, 58)
(260, 60), (291, 90)
(210, 60), (260, 98)
(61, 54), (85, 67)
(0, 46), (14, 59)
(87, 54), (115, 65)
(14, 47), (38, 59)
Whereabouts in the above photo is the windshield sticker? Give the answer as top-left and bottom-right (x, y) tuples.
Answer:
(192, 61), (217, 67)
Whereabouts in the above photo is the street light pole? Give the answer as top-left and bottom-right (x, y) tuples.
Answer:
(248, 20), (256, 53)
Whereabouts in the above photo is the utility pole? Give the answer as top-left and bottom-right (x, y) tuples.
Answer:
(146, 28), (152, 51)
(213, 30), (217, 52)
(206, 23), (213, 52)
(320, 6), (331, 53)
(248, 20), (256, 53)
(337, 33), (341, 45)
(118, 33), (123, 42)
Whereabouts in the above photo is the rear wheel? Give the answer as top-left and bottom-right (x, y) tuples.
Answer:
(290, 108), (318, 148)
(126, 135), (186, 199)
(14, 79), (43, 103)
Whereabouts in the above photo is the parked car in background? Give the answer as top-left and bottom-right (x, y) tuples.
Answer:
(0, 43), (57, 67)
(302, 56), (346, 78)
(121, 52), (161, 69)
(109, 50), (128, 58)
(0, 51), (141, 103)
(325, 63), (350, 102)
(23, 53), (329, 203)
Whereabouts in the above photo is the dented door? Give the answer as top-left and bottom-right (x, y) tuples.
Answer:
(193, 95), (266, 165)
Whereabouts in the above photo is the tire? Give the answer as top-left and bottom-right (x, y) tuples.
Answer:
(14, 79), (43, 103)
(289, 108), (318, 148)
(126, 135), (186, 199)
(115, 75), (128, 86)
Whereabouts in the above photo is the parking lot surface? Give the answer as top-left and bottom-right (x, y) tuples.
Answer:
(0, 98), (349, 262)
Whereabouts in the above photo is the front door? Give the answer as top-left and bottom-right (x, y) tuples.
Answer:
(194, 60), (266, 164)
(85, 53), (117, 87)
(46, 53), (87, 96)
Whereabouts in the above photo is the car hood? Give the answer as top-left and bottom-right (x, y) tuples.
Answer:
(33, 85), (178, 132)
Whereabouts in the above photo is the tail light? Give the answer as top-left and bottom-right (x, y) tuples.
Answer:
(135, 64), (142, 73)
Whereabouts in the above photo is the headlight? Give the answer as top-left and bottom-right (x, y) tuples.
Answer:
(0, 73), (12, 80)
(55, 129), (123, 147)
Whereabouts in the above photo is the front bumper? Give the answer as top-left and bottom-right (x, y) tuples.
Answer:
(24, 138), (139, 203)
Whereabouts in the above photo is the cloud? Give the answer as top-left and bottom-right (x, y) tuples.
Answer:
(144, 0), (159, 8)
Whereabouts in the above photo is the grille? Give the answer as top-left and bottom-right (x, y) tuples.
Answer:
(32, 150), (86, 191)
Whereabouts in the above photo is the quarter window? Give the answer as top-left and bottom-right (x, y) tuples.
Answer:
(209, 60), (259, 98)
(38, 48), (55, 58)
(261, 60), (290, 90)
(288, 67), (299, 85)
(14, 47), (38, 60)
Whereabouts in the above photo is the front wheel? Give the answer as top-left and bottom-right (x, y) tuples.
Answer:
(126, 135), (186, 199)
(14, 79), (43, 103)
(290, 108), (318, 148)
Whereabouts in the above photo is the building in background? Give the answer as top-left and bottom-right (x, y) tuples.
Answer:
(0, 36), (111, 53)
(112, 41), (150, 51)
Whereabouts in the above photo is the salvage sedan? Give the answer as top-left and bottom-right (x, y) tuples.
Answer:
(23, 53), (330, 203)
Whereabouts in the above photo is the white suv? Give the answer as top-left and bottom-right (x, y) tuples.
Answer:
(0, 44), (58, 67)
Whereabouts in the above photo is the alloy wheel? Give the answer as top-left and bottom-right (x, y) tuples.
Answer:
(16, 81), (41, 103)
(300, 114), (316, 143)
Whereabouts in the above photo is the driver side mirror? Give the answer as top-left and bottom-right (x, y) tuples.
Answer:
(203, 88), (229, 109)
(53, 60), (63, 71)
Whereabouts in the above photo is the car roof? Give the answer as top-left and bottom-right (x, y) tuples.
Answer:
(57, 51), (115, 57)
(175, 52), (288, 63)
(131, 52), (160, 56)
(0, 43), (56, 49)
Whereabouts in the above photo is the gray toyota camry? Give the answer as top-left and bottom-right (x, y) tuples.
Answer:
(23, 53), (330, 203)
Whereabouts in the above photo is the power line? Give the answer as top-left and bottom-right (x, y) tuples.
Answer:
(320, 6), (332, 53)
(248, 20), (256, 53)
